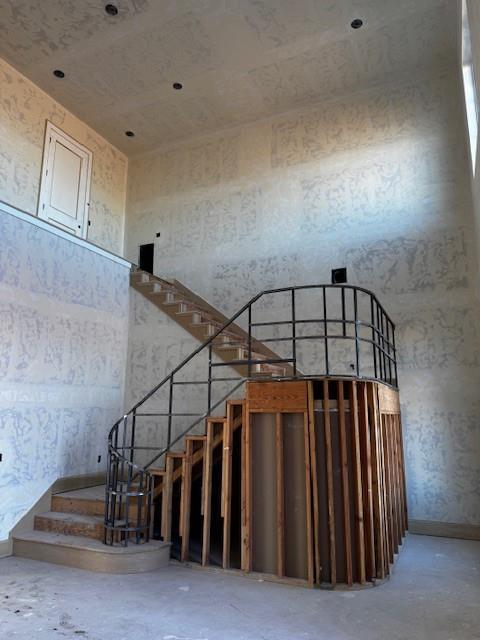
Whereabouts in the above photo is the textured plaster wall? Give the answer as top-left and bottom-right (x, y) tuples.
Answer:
(0, 210), (130, 540)
(466, 0), (480, 293)
(125, 64), (480, 526)
(0, 57), (127, 255)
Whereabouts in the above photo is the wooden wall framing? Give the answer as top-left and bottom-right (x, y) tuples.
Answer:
(156, 378), (407, 589)
(244, 378), (407, 587)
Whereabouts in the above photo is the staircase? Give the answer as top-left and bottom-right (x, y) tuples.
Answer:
(13, 275), (402, 586)
(130, 269), (293, 378)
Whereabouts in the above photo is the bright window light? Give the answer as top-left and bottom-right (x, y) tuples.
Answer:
(462, 0), (479, 175)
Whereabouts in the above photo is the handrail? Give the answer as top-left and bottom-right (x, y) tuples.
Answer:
(104, 281), (398, 546)
(108, 282), (395, 439)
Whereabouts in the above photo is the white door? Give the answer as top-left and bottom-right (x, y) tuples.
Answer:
(38, 122), (92, 238)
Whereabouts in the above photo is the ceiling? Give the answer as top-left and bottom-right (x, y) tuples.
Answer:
(0, 0), (457, 155)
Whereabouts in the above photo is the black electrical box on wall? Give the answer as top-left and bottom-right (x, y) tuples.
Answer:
(331, 268), (347, 284)
(139, 243), (154, 274)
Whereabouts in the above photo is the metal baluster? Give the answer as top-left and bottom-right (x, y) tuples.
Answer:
(167, 376), (173, 451)
(385, 312), (392, 385)
(104, 450), (111, 544)
(376, 302), (383, 382)
(146, 473), (153, 543)
(354, 288), (360, 377)
(125, 458), (131, 547)
(291, 289), (297, 376)
(380, 308), (387, 384)
(392, 321), (398, 387)
(130, 409), (136, 464)
(370, 295), (378, 379)
(248, 305), (252, 378)
(136, 473), (142, 545)
(207, 344), (212, 414)
(323, 287), (329, 375)
(118, 417), (127, 534)
(112, 426), (119, 542)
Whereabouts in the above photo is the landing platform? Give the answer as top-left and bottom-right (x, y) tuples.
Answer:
(13, 530), (170, 574)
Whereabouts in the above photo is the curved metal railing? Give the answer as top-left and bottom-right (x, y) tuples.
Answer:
(104, 283), (397, 545)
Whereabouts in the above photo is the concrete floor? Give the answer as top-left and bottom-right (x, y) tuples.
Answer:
(0, 534), (479, 640)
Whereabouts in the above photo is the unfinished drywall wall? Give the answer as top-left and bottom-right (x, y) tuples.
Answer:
(0, 208), (130, 541)
(0, 57), (127, 255)
(465, 0), (480, 293)
(125, 60), (480, 527)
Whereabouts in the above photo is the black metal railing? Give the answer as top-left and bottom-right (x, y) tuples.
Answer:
(104, 283), (397, 545)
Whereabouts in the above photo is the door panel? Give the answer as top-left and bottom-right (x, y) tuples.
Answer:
(50, 142), (82, 216)
(38, 122), (92, 238)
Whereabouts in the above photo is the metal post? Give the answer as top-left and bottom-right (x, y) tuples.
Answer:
(379, 307), (387, 384)
(385, 313), (392, 385)
(341, 287), (346, 337)
(167, 376), (173, 450)
(353, 288), (360, 377)
(136, 474), (141, 545)
(124, 460), (131, 547)
(207, 344), (212, 414)
(392, 321), (398, 387)
(370, 295), (378, 379)
(248, 305), (252, 379)
(146, 473), (153, 543)
(323, 287), (329, 375)
(376, 302), (383, 382)
(291, 289), (297, 376)
(130, 409), (136, 464)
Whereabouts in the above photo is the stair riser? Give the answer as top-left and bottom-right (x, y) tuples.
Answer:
(51, 496), (142, 520)
(35, 515), (104, 541)
(13, 538), (171, 574)
(51, 496), (104, 517)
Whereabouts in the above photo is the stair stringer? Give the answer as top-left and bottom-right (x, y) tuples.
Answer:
(130, 268), (294, 379)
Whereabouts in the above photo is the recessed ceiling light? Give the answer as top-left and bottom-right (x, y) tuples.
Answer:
(173, 82), (183, 90)
(125, 130), (135, 137)
(351, 18), (363, 29)
(53, 69), (65, 78)
(105, 4), (119, 16)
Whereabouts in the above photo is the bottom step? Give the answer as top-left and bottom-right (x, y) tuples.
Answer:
(13, 530), (171, 574)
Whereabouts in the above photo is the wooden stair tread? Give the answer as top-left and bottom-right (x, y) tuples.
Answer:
(54, 485), (105, 501)
(36, 511), (104, 525)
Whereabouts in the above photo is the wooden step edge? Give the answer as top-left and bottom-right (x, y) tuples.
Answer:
(162, 298), (187, 307)
(206, 416), (227, 424)
(150, 286), (178, 296)
(215, 343), (248, 351)
(134, 278), (153, 287)
(176, 309), (207, 319)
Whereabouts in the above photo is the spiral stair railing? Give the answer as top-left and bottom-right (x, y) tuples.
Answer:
(104, 283), (397, 545)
